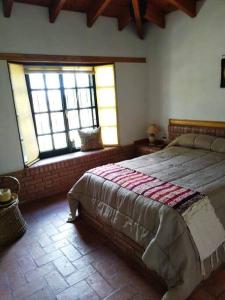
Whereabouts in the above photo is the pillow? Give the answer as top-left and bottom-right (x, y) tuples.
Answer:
(168, 133), (225, 153)
(78, 127), (104, 151)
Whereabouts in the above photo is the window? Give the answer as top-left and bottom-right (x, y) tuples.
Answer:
(9, 63), (118, 165)
(26, 72), (99, 158)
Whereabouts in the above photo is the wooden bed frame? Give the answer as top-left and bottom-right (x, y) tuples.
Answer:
(168, 118), (225, 141)
(78, 118), (225, 295)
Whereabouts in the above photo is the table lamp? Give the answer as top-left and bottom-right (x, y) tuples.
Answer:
(147, 124), (160, 145)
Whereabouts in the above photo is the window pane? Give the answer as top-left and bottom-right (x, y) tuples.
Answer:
(80, 109), (93, 127)
(29, 74), (45, 89)
(98, 108), (117, 126)
(65, 89), (77, 109)
(51, 112), (65, 132)
(96, 87), (116, 108)
(35, 113), (51, 134)
(53, 133), (67, 149)
(68, 110), (79, 129)
(45, 73), (60, 89)
(78, 88), (91, 108)
(76, 73), (89, 87)
(38, 135), (53, 152)
(48, 90), (62, 111)
(92, 109), (97, 126)
(63, 74), (75, 88)
(32, 91), (47, 113)
(95, 66), (115, 87)
(101, 127), (118, 145)
(69, 130), (81, 148)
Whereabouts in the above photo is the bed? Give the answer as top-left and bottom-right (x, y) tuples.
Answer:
(68, 119), (225, 300)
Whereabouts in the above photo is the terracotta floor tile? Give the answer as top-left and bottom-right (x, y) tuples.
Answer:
(53, 255), (76, 276)
(17, 255), (36, 273)
(44, 270), (68, 294)
(60, 244), (82, 262)
(34, 250), (63, 266)
(72, 252), (96, 269)
(0, 283), (13, 300)
(66, 264), (96, 286)
(104, 284), (139, 300)
(24, 287), (56, 300)
(13, 277), (47, 300)
(86, 271), (114, 298)
(56, 280), (99, 300)
(1, 195), (225, 300)
(24, 263), (55, 282)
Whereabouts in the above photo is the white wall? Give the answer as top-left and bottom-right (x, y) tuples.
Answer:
(147, 0), (225, 136)
(0, 2), (148, 174)
(115, 63), (148, 145)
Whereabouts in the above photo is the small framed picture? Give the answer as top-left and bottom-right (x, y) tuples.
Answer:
(221, 58), (225, 88)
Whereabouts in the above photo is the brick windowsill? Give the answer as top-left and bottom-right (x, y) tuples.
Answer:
(32, 147), (117, 168)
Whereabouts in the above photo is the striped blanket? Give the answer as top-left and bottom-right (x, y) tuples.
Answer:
(88, 163), (225, 272)
(88, 163), (203, 214)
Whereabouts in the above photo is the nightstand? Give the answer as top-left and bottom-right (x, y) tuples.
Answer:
(135, 139), (167, 156)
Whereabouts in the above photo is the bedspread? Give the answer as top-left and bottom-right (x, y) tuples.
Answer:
(68, 145), (225, 300)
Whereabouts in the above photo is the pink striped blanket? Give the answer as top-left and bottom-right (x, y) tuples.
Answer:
(88, 164), (203, 214)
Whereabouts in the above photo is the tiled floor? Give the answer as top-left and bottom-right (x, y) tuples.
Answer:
(0, 195), (224, 300)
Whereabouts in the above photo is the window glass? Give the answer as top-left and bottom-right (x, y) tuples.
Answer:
(98, 108), (117, 126)
(38, 135), (53, 152)
(63, 74), (75, 88)
(101, 127), (118, 145)
(51, 112), (65, 132)
(95, 66), (115, 87)
(95, 65), (118, 145)
(69, 130), (81, 148)
(48, 90), (62, 111)
(76, 73), (89, 87)
(68, 110), (80, 129)
(32, 91), (47, 113)
(45, 73), (60, 89)
(65, 89), (77, 109)
(96, 88), (116, 108)
(29, 73), (45, 89)
(53, 133), (67, 149)
(25, 67), (118, 158)
(35, 113), (51, 134)
(80, 109), (93, 127)
(78, 88), (91, 108)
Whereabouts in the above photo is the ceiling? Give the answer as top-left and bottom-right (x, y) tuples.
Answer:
(2, 0), (199, 39)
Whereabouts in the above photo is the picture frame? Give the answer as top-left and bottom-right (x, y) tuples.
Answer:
(220, 58), (225, 88)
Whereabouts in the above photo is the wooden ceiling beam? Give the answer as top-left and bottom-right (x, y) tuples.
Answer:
(87, 0), (112, 27)
(167, 0), (196, 17)
(144, 3), (165, 28)
(118, 9), (132, 31)
(49, 0), (67, 23)
(3, 0), (14, 17)
(131, 0), (144, 39)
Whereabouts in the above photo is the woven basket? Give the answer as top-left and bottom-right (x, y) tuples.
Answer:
(0, 176), (27, 247)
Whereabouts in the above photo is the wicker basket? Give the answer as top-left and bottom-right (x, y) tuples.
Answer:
(0, 176), (27, 247)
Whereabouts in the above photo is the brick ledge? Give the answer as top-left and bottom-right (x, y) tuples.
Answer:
(9, 145), (135, 203)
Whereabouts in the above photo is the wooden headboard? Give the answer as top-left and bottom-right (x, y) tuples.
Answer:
(168, 119), (225, 141)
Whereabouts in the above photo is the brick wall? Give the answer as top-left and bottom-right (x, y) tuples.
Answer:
(9, 145), (135, 203)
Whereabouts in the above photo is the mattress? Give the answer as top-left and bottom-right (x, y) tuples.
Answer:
(68, 136), (225, 300)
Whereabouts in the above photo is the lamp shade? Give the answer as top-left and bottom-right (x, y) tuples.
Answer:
(147, 124), (160, 135)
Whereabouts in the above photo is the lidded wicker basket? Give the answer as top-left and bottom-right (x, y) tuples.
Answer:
(0, 176), (27, 247)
